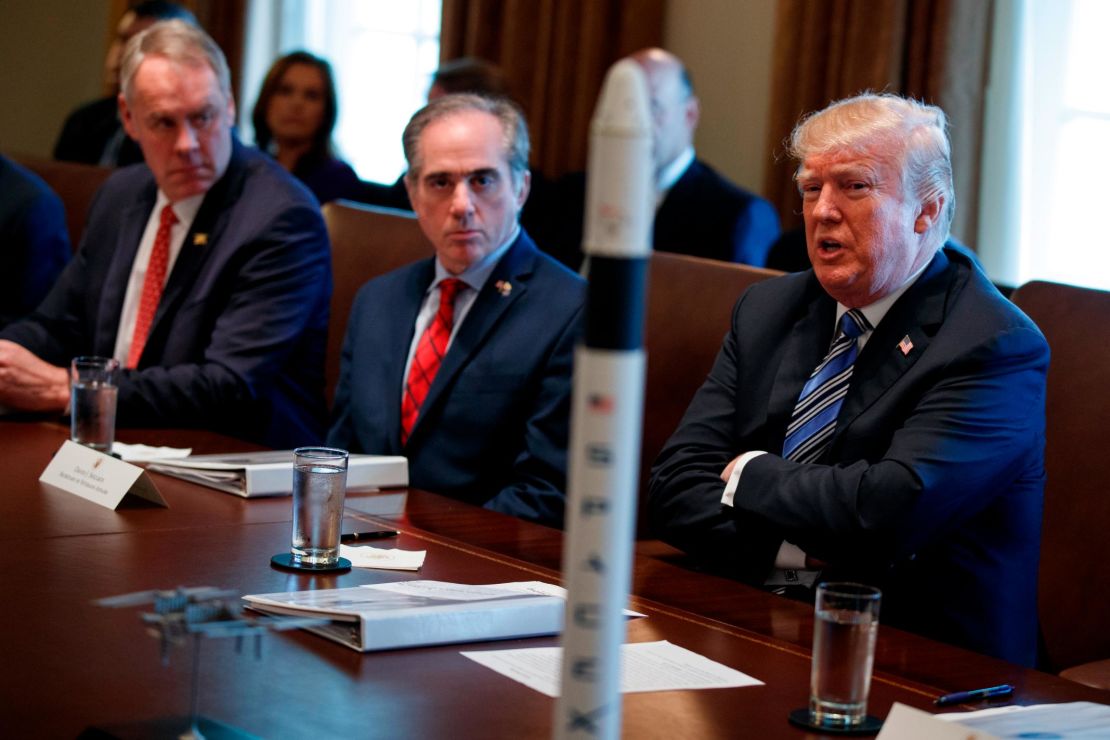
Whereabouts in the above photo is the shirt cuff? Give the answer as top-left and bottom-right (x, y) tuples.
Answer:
(774, 541), (808, 570)
(720, 450), (766, 507)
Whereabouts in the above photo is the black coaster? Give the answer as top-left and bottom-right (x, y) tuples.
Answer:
(270, 553), (351, 573)
(788, 709), (883, 735)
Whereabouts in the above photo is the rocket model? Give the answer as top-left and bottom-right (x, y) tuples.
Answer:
(554, 60), (653, 740)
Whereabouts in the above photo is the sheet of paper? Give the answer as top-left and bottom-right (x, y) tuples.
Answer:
(935, 701), (1110, 738)
(461, 640), (763, 697)
(368, 581), (541, 600)
(113, 442), (192, 462)
(879, 703), (1000, 740)
(339, 544), (425, 571)
(497, 581), (646, 618)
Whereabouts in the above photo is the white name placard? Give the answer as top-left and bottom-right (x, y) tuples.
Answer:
(39, 440), (167, 510)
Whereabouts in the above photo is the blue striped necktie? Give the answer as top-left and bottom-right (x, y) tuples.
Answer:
(781, 309), (871, 463)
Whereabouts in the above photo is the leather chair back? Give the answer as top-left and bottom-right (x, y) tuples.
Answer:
(1012, 279), (1110, 671)
(10, 153), (112, 249)
(322, 201), (431, 404)
(640, 252), (781, 535)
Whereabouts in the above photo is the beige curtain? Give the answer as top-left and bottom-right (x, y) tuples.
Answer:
(440, 0), (665, 177)
(763, 0), (992, 246)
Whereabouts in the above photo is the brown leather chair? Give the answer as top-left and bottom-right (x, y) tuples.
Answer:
(321, 200), (431, 404)
(639, 252), (781, 535)
(9, 153), (112, 250)
(1011, 279), (1110, 688)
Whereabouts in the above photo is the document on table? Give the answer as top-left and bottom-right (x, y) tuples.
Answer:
(339, 544), (425, 571)
(934, 701), (1110, 738)
(494, 580), (646, 618)
(461, 640), (763, 697)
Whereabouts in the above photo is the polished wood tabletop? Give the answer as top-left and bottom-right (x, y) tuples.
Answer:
(3, 420), (1106, 738)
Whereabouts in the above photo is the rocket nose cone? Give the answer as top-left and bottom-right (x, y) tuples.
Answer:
(591, 59), (652, 134)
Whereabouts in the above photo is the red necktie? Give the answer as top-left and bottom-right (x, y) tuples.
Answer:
(401, 278), (465, 443)
(126, 204), (177, 369)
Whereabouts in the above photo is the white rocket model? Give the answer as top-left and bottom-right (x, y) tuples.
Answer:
(554, 60), (654, 740)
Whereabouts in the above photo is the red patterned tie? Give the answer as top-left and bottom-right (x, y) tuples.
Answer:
(401, 278), (465, 443)
(126, 204), (177, 369)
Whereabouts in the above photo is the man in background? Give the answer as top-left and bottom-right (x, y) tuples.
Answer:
(329, 94), (585, 527)
(649, 93), (1047, 665)
(358, 57), (513, 211)
(631, 47), (780, 266)
(1, 20), (331, 448)
(54, 0), (196, 167)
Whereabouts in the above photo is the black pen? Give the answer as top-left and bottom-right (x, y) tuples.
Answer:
(934, 684), (1014, 706)
(340, 530), (400, 542)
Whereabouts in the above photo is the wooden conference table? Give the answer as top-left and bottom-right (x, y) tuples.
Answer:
(2, 421), (1105, 738)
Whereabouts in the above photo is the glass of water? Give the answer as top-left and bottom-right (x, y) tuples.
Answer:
(290, 447), (349, 568)
(70, 356), (120, 453)
(809, 582), (881, 728)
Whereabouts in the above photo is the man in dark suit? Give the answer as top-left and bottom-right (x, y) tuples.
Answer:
(631, 48), (780, 266)
(649, 93), (1047, 666)
(328, 94), (585, 527)
(0, 21), (330, 448)
(54, 1), (196, 168)
(0, 155), (71, 327)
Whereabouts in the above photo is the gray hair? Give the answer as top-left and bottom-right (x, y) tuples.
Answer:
(120, 19), (231, 103)
(788, 92), (955, 248)
(403, 93), (530, 188)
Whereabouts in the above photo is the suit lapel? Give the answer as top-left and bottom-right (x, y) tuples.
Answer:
(832, 249), (954, 444)
(96, 183), (156, 354)
(407, 232), (536, 443)
(653, 160), (699, 244)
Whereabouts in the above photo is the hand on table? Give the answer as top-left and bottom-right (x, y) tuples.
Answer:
(0, 340), (70, 412)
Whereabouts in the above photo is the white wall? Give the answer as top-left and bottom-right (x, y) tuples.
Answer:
(664, 0), (778, 196)
(0, 0), (111, 156)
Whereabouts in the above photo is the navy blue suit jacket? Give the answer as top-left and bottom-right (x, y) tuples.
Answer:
(0, 155), (70, 327)
(649, 246), (1048, 665)
(1, 141), (331, 448)
(654, 159), (780, 267)
(328, 231), (585, 526)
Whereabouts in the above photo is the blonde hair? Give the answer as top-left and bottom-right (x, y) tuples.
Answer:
(789, 93), (954, 244)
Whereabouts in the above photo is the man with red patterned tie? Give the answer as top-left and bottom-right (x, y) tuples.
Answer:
(0, 21), (330, 448)
(327, 94), (585, 527)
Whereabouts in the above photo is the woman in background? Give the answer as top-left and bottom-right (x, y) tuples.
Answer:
(252, 51), (360, 204)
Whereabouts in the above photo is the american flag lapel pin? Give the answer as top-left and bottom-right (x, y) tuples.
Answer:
(495, 280), (512, 297)
(898, 335), (914, 356)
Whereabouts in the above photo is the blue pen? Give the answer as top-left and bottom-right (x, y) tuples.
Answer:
(934, 684), (1014, 707)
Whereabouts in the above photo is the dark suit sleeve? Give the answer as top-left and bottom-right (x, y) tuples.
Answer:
(326, 297), (363, 452)
(650, 296), (1049, 582)
(483, 302), (583, 525)
(731, 196), (780, 267)
(1, 188), (70, 326)
(114, 202), (330, 431)
(0, 185), (109, 362)
(738, 325), (1048, 567)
